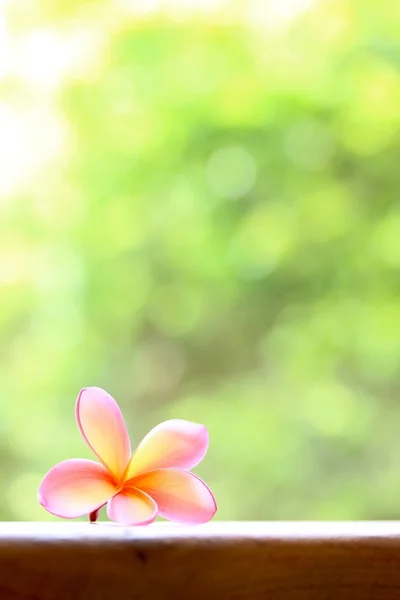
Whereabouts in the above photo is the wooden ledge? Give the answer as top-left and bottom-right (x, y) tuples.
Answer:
(1, 522), (400, 599)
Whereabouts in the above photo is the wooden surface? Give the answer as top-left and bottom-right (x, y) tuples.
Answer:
(1, 522), (400, 599)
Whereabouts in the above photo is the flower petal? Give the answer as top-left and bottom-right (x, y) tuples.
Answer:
(38, 459), (117, 518)
(132, 468), (217, 524)
(107, 488), (158, 525)
(124, 419), (209, 480)
(76, 387), (131, 479)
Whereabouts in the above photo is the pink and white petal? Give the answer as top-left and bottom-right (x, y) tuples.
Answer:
(38, 459), (117, 519)
(132, 469), (217, 524)
(76, 387), (131, 480)
(124, 420), (209, 480)
(107, 488), (158, 525)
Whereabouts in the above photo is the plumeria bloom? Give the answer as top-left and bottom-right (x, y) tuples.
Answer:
(38, 387), (217, 525)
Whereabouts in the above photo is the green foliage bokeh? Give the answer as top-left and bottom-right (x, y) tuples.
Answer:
(1, 0), (400, 521)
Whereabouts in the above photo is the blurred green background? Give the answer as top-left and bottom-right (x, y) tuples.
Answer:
(1, 0), (400, 521)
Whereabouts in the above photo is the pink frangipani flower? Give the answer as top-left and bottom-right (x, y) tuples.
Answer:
(38, 387), (217, 525)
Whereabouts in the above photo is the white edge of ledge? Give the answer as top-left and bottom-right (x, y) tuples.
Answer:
(0, 521), (399, 541)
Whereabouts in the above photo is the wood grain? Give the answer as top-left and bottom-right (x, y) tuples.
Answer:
(0, 522), (400, 599)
